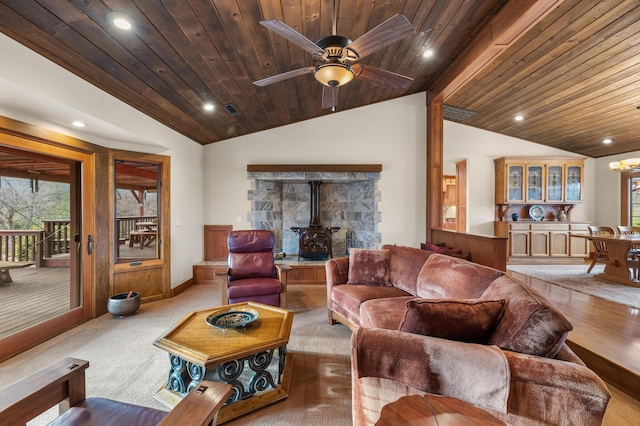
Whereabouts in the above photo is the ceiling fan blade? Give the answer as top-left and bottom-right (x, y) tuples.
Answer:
(347, 14), (415, 59)
(322, 85), (339, 110)
(357, 66), (414, 91)
(253, 67), (314, 87)
(260, 19), (324, 54)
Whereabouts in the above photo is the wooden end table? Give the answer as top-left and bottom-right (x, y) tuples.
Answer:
(153, 301), (294, 424)
(376, 394), (505, 425)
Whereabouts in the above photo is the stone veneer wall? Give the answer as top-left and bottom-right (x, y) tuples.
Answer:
(247, 171), (381, 257)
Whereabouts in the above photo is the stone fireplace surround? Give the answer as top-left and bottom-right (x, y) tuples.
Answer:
(247, 166), (382, 258)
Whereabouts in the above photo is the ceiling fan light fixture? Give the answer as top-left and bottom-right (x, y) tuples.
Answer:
(313, 63), (356, 87)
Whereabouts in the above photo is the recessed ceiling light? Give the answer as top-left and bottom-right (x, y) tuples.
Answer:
(72, 121), (86, 127)
(514, 115), (524, 121)
(602, 138), (612, 144)
(203, 103), (215, 111)
(107, 12), (133, 30)
(422, 49), (434, 58)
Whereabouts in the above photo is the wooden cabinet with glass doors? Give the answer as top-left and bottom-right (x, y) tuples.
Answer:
(495, 157), (585, 221)
(494, 156), (588, 263)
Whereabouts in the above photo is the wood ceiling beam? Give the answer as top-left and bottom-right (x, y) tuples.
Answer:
(427, 0), (566, 102)
(0, 168), (69, 184)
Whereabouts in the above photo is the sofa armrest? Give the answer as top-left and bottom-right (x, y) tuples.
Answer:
(326, 257), (350, 323)
(502, 350), (610, 425)
(326, 257), (349, 287)
(351, 328), (510, 416)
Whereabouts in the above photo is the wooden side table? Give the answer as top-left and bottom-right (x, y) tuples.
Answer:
(376, 394), (505, 425)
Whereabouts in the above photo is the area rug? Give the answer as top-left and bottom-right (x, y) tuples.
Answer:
(507, 264), (640, 310)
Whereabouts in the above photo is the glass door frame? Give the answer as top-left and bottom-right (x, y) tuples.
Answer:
(0, 131), (95, 361)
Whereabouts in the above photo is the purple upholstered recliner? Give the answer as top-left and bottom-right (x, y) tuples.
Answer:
(218, 230), (290, 308)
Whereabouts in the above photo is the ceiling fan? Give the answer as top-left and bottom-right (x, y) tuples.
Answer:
(253, 2), (416, 111)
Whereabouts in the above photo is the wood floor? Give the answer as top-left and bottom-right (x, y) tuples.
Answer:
(510, 270), (640, 400)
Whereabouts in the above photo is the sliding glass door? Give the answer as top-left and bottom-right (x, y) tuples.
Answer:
(0, 140), (94, 361)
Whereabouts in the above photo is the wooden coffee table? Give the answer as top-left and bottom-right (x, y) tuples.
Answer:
(153, 301), (294, 423)
(376, 394), (505, 425)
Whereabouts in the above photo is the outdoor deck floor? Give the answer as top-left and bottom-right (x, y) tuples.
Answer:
(0, 242), (157, 339)
(0, 266), (70, 340)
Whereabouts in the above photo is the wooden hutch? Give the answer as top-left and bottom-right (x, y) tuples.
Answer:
(493, 157), (590, 262)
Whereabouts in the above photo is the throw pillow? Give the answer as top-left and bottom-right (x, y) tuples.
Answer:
(347, 248), (391, 286)
(421, 242), (445, 254)
(398, 298), (505, 343)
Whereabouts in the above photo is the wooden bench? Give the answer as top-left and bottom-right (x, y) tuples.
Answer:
(0, 261), (34, 284)
(129, 230), (157, 248)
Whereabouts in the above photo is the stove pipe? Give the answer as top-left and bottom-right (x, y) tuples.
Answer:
(309, 181), (322, 228)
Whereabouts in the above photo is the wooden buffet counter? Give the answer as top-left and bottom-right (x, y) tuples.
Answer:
(494, 221), (590, 262)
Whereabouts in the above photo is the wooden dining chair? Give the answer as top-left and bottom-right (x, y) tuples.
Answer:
(616, 226), (640, 280)
(587, 226), (615, 273)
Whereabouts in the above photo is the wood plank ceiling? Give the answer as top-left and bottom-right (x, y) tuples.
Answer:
(0, 1), (638, 158)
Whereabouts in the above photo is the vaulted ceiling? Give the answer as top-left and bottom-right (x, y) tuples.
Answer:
(0, 0), (639, 158)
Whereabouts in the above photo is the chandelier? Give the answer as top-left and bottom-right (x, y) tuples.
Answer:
(609, 158), (640, 172)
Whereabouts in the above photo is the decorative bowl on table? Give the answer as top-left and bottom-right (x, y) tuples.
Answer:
(206, 308), (259, 329)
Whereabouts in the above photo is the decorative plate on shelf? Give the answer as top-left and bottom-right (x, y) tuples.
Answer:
(206, 308), (259, 329)
(529, 205), (545, 221)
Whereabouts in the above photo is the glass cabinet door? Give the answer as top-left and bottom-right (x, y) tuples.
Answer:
(546, 165), (563, 202)
(507, 165), (524, 202)
(526, 165), (544, 202)
(565, 165), (583, 202)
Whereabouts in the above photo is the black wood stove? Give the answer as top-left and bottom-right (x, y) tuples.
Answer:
(291, 181), (340, 259)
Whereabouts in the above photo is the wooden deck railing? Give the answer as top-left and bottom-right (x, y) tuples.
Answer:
(0, 230), (44, 267)
(116, 216), (157, 243)
(42, 220), (71, 258)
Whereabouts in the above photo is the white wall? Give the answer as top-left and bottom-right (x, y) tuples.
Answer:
(444, 121), (596, 235)
(0, 34), (204, 288)
(203, 92), (600, 246)
(204, 93), (428, 248)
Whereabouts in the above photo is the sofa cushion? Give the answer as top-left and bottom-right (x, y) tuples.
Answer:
(382, 244), (434, 295)
(359, 296), (414, 329)
(415, 254), (504, 299)
(332, 285), (412, 321)
(228, 277), (281, 298)
(347, 248), (391, 286)
(398, 298), (505, 343)
(482, 275), (573, 358)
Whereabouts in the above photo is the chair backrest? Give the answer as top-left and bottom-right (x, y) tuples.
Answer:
(588, 226), (615, 253)
(227, 230), (276, 280)
(617, 225), (640, 236)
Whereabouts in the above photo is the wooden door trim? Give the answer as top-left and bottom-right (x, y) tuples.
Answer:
(109, 150), (171, 300)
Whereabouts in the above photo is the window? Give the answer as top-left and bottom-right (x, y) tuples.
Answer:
(113, 160), (161, 263)
(630, 175), (640, 226)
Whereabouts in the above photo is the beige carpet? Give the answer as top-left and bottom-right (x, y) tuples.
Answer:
(0, 284), (352, 425)
(507, 264), (640, 309)
(0, 283), (638, 425)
